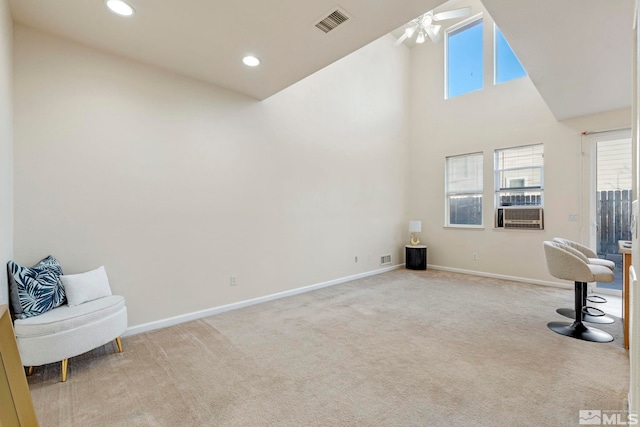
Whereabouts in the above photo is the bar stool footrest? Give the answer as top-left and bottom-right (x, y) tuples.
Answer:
(587, 295), (607, 304)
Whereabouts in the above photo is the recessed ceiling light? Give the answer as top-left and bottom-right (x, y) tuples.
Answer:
(105, 0), (135, 17)
(242, 56), (261, 67)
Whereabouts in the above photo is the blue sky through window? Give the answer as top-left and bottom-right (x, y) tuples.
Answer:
(495, 27), (526, 84)
(447, 19), (483, 99)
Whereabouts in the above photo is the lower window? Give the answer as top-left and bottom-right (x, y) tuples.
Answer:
(445, 152), (483, 227)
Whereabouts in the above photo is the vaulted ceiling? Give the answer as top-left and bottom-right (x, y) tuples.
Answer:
(482, 0), (634, 121)
(8, 0), (635, 121)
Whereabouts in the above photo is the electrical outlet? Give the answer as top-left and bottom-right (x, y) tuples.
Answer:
(230, 275), (237, 286)
(472, 252), (478, 260)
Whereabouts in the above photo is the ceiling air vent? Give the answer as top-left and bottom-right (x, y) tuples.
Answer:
(315, 8), (351, 33)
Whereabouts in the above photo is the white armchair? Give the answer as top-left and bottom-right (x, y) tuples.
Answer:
(13, 295), (127, 382)
(7, 260), (127, 382)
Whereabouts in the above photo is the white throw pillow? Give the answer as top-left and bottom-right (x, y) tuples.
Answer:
(60, 266), (112, 307)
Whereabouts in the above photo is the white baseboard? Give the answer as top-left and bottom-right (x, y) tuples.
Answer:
(426, 264), (572, 290)
(123, 264), (403, 337)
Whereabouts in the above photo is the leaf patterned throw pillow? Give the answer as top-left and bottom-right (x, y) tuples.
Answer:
(8, 256), (66, 319)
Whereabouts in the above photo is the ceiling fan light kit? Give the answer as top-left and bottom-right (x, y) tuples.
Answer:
(405, 27), (415, 38)
(395, 6), (471, 46)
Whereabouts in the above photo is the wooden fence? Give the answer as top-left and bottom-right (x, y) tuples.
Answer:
(449, 196), (482, 225)
(500, 195), (541, 206)
(597, 189), (632, 255)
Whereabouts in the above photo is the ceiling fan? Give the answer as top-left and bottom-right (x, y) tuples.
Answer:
(395, 5), (472, 45)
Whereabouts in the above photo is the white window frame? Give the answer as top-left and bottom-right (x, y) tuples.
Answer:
(494, 144), (544, 209)
(444, 13), (484, 100)
(445, 152), (484, 228)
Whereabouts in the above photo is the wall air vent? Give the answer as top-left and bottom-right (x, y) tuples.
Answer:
(380, 254), (392, 265)
(315, 8), (351, 33)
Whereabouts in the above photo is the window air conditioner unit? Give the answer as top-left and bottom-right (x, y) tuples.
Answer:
(498, 207), (544, 230)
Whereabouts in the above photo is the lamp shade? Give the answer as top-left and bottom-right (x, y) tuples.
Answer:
(409, 220), (422, 233)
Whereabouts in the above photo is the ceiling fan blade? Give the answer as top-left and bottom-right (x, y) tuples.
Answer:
(394, 32), (409, 46)
(426, 25), (442, 44)
(433, 7), (471, 22)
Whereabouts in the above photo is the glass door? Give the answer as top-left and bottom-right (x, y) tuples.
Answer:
(593, 133), (632, 292)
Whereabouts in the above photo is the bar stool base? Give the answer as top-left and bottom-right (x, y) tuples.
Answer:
(547, 321), (613, 343)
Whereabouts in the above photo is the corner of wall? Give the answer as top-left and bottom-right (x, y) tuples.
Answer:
(0, 0), (13, 306)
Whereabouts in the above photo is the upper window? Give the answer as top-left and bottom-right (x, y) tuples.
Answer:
(494, 26), (527, 84)
(494, 144), (544, 207)
(445, 152), (483, 227)
(446, 17), (483, 99)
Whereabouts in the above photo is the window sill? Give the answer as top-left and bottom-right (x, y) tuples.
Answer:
(444, 225), (485, 230)
(492, 227), (545, 232)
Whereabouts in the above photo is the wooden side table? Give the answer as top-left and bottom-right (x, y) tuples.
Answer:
(619, 240), (632, 349)
(406, 245), (427, 270)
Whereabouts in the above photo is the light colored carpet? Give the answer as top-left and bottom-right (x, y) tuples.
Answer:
(27, 269), (629, 426)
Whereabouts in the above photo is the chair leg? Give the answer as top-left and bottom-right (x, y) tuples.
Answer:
(26, 366), (34, 376)
(115, 337), (123, 353)
(61, 359), (68, 382)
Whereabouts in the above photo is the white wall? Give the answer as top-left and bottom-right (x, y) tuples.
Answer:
(408, 0), (631, 285)
(0, 0), (12, 306)
(12, 25), (410, 326)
